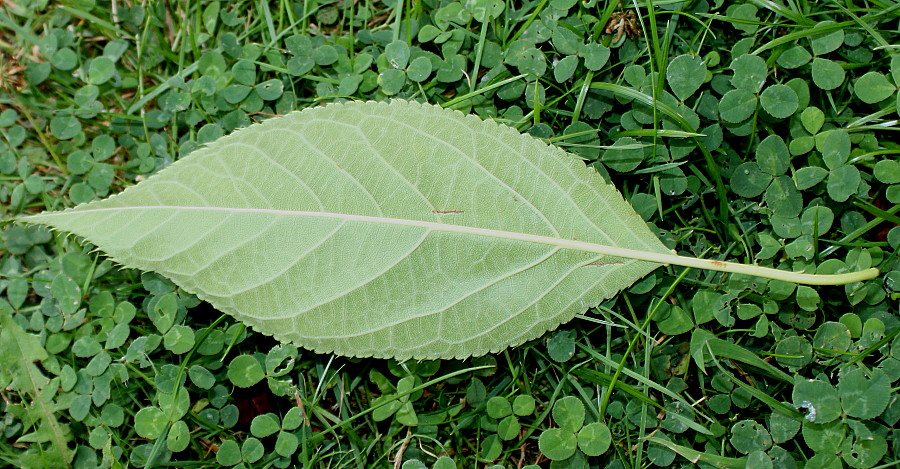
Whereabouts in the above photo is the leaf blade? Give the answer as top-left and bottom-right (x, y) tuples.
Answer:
(17, 100), (680, 359)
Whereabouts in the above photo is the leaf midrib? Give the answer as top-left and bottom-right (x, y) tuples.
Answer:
(28, 205), (667, 263)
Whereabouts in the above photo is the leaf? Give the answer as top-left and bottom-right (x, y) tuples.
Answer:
(810, 21), (844, 55)
(134, 406), (168, 439)
(228, 354), (265, 387)
(730, 54), (767, 93)
(730, 420), (772, 454)
(18, 101), (667, 359)
(0, 304), (73, 467)
(538, 428), (577, 461)
(759, 84), (799, 118)
(553, 396), (585, 432)
(811, 58), (845, 90)
(667, 54), (707, 101)
(577, 422), (611, 456)
(719, 89), (758, 123)
(854, 71), (895, 104)
(793, 379), (842, 423)
(838, 367), (890, 419)
(16, 100), (878, 359)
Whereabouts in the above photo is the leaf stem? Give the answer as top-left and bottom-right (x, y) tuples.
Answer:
(574, 242), (880, 286)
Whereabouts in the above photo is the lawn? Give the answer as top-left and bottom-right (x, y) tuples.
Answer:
(1, 0), (899, 468)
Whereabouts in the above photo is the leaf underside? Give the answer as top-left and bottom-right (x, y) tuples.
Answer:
(22, 100), (670, 359)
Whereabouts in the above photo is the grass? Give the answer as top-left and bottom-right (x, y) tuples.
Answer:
(1, 0), (899, 468)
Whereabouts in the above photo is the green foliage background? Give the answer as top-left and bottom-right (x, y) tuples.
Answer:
(1, 0), (898, 468)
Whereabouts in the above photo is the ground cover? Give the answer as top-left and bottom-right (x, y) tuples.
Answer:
(1, 0), (898, 467)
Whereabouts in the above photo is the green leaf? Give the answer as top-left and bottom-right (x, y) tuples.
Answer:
(384, 40), (410, 69)
(466, 0), (504, 22)
(163, 325), (195, 354)
(719, 89), (758, 123)
(232, 59), (256, 85)
(134, 406), (168, 439)
(50, 115), (82, 140)
(216, 439), (242, 466)
(855, 71), (896, 104)
(759, 84), (799, 118)
(312, 45), (338, 66)
(287, 56), (314, 76)
(228, 354), (265, 388)
(800, 206), (834, 236)
(497, 415), (521, 440)
(505, 40), (546, 77)
(800, 106), (824, 134)
(547, 329), (576, 361)
(166, 420), (190, 452)
(150, 292), (177, 334)
(768, 411), (800, 444)
(0, 307), (73, 467)
(811, 58), (845, 90)
(731, 162), (771, 198)
(807, 453), (843, 469)
(756, 135), (790, 176)
(816, 129), (851, 169)
(551, 27), (581, 56)
(775, 336), (812, 369)
(395, 401), (418, 426)
(406, 56), (432, 82)
(88, 56), (116, 85)
(255, 79), (284, 101)
(667, 54), (707, 101)
(553, 396), (585, 432)
(538, 428), (577, 461)
(20, 100), (671, 359)
(580, 43), (610, 71)
(67, 150), (94, 175)
(221, 84), (252, 103)
(838, 367), (891, 419)
(513, 395), (535, 416)
(433, 456), (457, 469)
(812, 321), (850, 356)
(92, 134), (116, 161)
(378, 69), (407, 95)
(810, 21), (844, 55)
(874, 159), (900, 184)
(730, 420), (772, 454)
(250, 414), (280, 438)
(764, 176), (802, 218)
(746, 451), (773, 469)
(553, 55), (578, 83)
(841, 426), (887, 469)
(776, 46), (811, 69)
(577, 422), (611, 456)
(486, 396), (512, 419)
(188, 365), (216, 389)
(265, 343), (298, 376)
(793, 379), (841, 423)
(51, 273), (82, 315)
(275, 431), (299, 457)
(730, 54), (768, 92)
(802, 420), (845, 453)
(827, 165), (860, 202)
(656, 304), (693, 335)
(602, 136), (645, 172)
(51, 48), (78, 70)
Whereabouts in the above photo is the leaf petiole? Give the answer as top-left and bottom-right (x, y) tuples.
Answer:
(560, 240), (879, 286)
